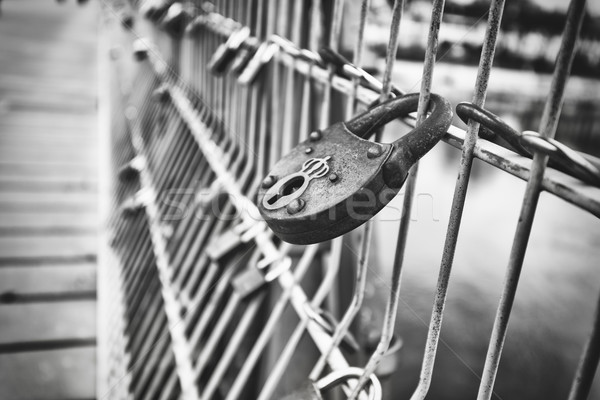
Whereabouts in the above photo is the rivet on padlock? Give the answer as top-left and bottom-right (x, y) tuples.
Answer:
(257, 93), (453, 244)
(208, 27), (250, 75)
(280, 367), (382, 400)
(261, 156), (332, 211)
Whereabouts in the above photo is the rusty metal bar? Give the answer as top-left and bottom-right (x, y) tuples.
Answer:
(256, 239), (343, 400)
(477, 1), (588, 398)
(126, 82), (199, 400)
(568, 290), (600, 400)
(310, 0), (374, 382)
(409, 1), (505, 399)
(351, 1), (444, 398)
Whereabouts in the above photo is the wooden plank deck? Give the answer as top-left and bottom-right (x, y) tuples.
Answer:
(0, 1), (99, 399)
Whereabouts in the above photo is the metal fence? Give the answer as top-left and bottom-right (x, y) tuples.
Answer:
(97, 0), (600, 399)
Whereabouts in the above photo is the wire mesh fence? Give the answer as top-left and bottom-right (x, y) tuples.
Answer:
(97, 1), (600, 399)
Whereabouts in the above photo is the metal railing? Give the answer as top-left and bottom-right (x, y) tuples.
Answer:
(97, 0), (600, 399)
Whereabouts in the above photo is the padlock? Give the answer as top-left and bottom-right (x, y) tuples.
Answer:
(270, 35), (301, 57)
(117, 155), (146, 183)
(132, 38), (150, 61)
(120, 187), (155, 218)
(185, 15), (205, 35)
(280, 367), (382, 400)
(257, 93), (452, 244)
(229, 40), (259, 76)
(140, 0), (171, 22)
(208, 27), (250, 75)
(231, 256), (291, 300)
(152, 84), (170, 103)
(206, 229), (243, 261)
(161, 3), (191, 37)
(120, 196), (145, 218)
(118, 10), (134, 30)
(205, 220), (267, 261)
(238, 41), (279, 85)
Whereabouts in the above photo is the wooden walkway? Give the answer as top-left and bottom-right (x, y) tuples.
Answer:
(0, 1), (98, 399)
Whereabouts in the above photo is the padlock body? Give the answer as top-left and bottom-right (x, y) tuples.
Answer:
(230, 47), (254, 75)
(208, 44), (236, 75)
(258, 122), (397, 244)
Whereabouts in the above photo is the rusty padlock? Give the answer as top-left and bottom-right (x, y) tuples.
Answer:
(208, 27), (250, 75)
(257, 93), (452, 244)
(229, 39), (260, 76)
(161, 3), (191, 37)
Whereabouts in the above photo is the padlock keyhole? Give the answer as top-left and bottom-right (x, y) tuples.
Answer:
(267, 176), (305, 205)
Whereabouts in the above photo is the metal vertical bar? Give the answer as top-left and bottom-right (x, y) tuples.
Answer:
(123, 70), (193, 398)
(310, 0), (374, 382)
(329, 0), (345, 50)
(379, 0), (404, 102)
(477, 1), (587, 399)
(165, 77), (358, 397)
(350, 1), (443, 398)
(410, 1), (505, 399)
(127, 124), (200, 400)
(568, 290), (600, 400)
(256, 239), (343, 400)
(310, 222), (373, 380)
(223, 245), (319, 400)
(320, 0), (344, 128)
(280, 1), (298, 154)
(266, 0), (281, 165)
(346, 0), (371, 117)
(568, 289), (600, 400)
(257, 2), (349, 396)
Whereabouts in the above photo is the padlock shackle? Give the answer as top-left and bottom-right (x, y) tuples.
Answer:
(345, 93), (453, 188)
(346, 93), (450, 145)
